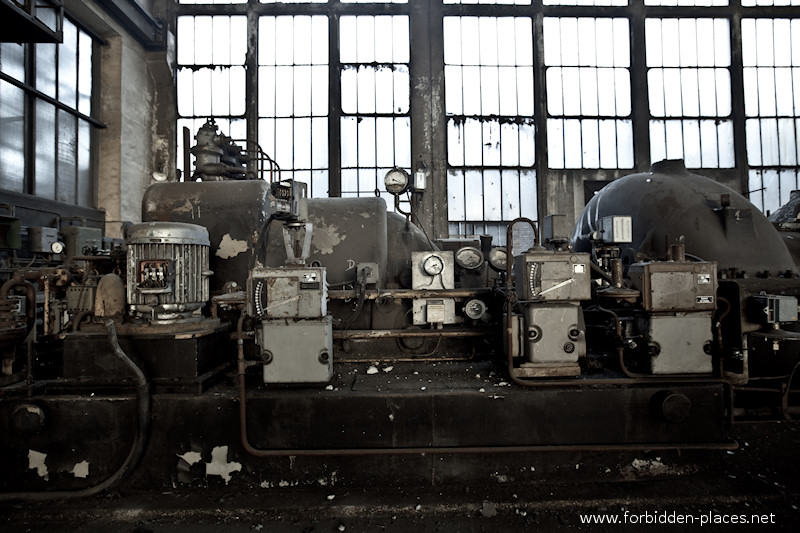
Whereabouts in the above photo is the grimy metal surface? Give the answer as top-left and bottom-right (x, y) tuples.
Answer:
(572, 160), (797, 276)
(0, 360), (730, 494)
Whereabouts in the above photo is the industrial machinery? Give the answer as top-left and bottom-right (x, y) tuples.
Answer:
(1, 125), (799, 497)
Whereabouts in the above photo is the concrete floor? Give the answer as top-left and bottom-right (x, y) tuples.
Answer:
(1, 420), (798, 532)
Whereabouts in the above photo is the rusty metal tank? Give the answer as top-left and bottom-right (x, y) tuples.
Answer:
(571, 160), (797, 276)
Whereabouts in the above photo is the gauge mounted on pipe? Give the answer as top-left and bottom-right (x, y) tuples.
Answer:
(384, 167), (410, 195)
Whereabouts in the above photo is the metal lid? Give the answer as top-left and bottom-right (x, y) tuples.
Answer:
(126, 222), (210, 246)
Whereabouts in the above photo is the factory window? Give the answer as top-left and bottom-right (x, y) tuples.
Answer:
(259, 15), (329, 197)
(175, 1), (800, 235)
(444, 16), (537, 242)
(743, 18), (800, 214)
(543, 17), (633, 169)
(645, 18), (735, 168)
(0, 18), (95, 207)
(177, 14), (248, 179)
(340, 15), (411, 206)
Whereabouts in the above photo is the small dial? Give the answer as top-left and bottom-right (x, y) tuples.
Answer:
(455, 246), (484, 270)
(422, 254), (445, 276)
(487, 247), (508, 272)
(50, 241), (65, 254)
(384, 167), (410, 195)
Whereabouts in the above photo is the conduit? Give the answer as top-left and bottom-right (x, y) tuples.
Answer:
(0, 321), (151, 501)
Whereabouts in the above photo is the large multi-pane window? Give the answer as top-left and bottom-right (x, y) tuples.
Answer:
(340, 15), (410, 205)
(645, 17), (734, 168)
(0, 17), (95, 206)
(177, 14), (248, 178)
(444, 16), (536, 241)
(743, 18), (800, 214)
(176, 0), (800, 236)
(544, 17), (633, 169)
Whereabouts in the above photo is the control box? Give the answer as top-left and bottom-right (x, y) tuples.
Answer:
(247, 267), (327, 319)
(628, 261), (717, 312)
(514, 251), (591, 302)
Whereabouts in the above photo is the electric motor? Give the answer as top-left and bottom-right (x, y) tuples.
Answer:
(126, 222), (211, 322)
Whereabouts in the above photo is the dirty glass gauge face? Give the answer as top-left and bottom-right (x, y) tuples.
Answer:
(487, 247), (508, 272)
(455, 246), (484, 270)
(422, 254), (445, 276)
(384, 167), (410, 195)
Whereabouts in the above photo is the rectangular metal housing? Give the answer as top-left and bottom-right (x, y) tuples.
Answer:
(28, 226), (59, 253)
(645, 313), (714, 374)
(628, 261), (717, 312)
(597, 216), (632, 244)
(514, 251), (591, 302)
(259, 316), (333, 383)
(247, 267), (327, 319)
(749, 294), (798, 324)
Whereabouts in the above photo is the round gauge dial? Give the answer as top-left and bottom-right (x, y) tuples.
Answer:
(50, 241), (65, 254)
(422, 254), (445, 276)
(384, 167), (410, 195)
(487, 247), (508, 272)
(455, 246), (484, 270)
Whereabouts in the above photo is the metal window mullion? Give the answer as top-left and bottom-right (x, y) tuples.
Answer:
(329, 13), (341, 197)
(730, 10), (749, 193)
(629, 1), (650, 172)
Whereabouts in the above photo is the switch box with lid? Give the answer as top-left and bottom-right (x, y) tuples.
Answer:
(628, 261), (717, 312)
(247, 267), (327, 319)
(514, 251), (591, 302)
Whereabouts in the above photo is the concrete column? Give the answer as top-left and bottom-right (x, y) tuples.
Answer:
(410, 0), (448, 240)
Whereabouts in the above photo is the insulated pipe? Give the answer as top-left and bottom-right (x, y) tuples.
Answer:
(0, 321), (151, 501)
(236, 315), (737, 455)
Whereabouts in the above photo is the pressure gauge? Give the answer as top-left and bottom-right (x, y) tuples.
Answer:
(455, 246), (484, 270)
(384, 167), (410, 195)
(50, 241), (65, 254)
(422, 254), (445, 276)
(487, 247), (508, 272)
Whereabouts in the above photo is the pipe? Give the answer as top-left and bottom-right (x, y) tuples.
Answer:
(0, 321), (151, 501)
(71, 310), (93, 332)
(236, 316), (736, 455)
(329, 288), (492, 301)
(333, 328), (490, 340)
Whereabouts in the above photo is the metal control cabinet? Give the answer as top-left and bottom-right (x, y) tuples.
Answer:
(628, 261), (717, 312)
(258, 316), (333, 383)
(247, 267), (327, 319)
(645, 314), (714, 374)
(514, 252), (591, 302)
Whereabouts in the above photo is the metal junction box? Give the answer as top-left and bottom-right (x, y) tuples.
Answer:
(248, 267), (327, 319)
(628, 261), (717, 312)
(644, 313), (714, 374)
(62, 226), (102, 260)
(28, 226), (59, 253)
(596, 215), (632, 244)
(514, 251), (591, 302)
(412, 298), (457, 326)
(748, 294), (799, 324)
(258, 316), (333, 383)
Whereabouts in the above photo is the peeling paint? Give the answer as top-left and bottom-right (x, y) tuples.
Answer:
(71, 460), (90, 479)
(205, 446), (241, 484)
(216, 233), (249, 259)
(28, 450), (48, 480)
(311, 222), (346, 255)
(177, 451), (203, 466)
